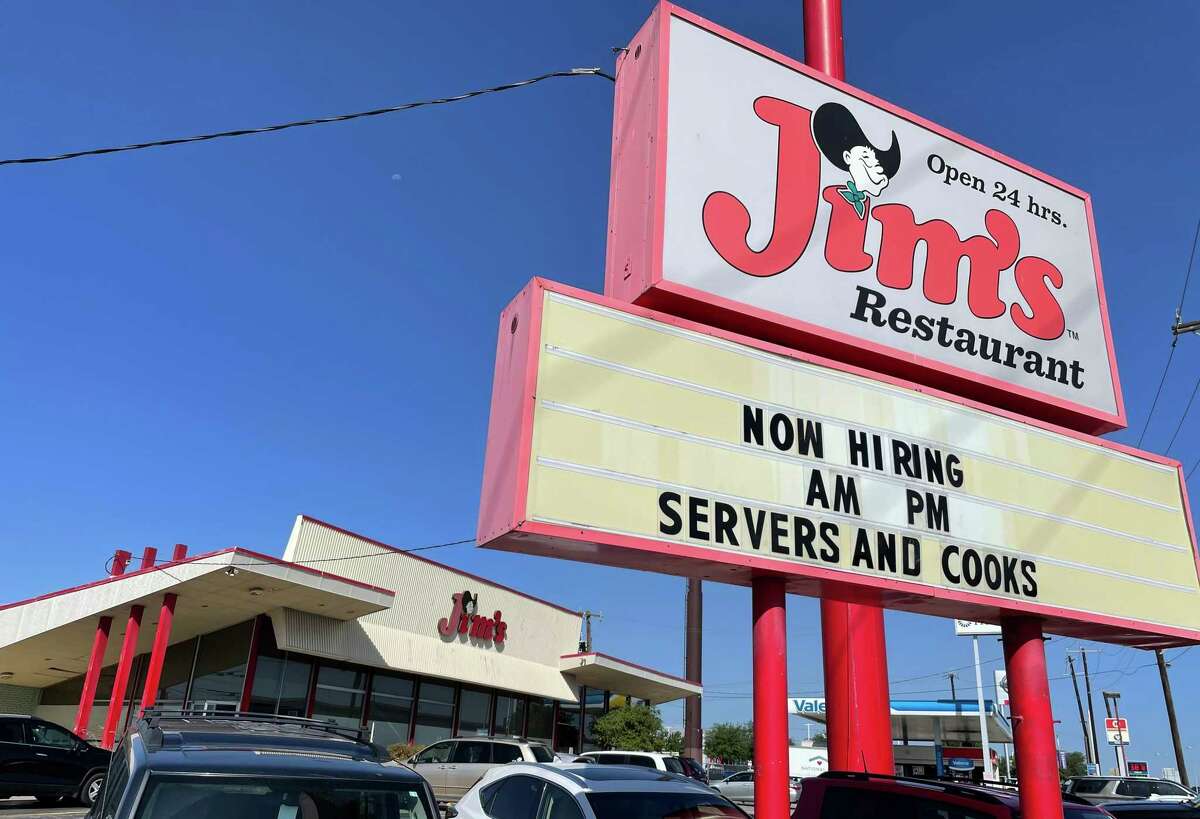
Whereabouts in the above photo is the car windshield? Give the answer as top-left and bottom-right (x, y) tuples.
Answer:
(586, 792), (748, 819)
(530, 744), (555, 763)
(132, 776), (433, 819)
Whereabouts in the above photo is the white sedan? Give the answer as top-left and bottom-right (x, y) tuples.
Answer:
(451, 762), (748, 819)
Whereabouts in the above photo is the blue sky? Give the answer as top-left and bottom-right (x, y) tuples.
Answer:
(1, 0), (1198, 776)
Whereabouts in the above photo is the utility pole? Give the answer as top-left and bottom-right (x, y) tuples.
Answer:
(947, 671), (958, 700)
(580, 610), (602, 652)
(1066, 655), (1094, 764)
(971, 635), (994, 780)
(683, 578), (703, 762)
(1076, 649), (1103, 764)
(1155, 650), (1189, 787)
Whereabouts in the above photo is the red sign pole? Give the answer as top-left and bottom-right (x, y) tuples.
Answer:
(1003, 618), (1064, 819)
(752, 576), (790, 819)
(803, 0), (896, 776)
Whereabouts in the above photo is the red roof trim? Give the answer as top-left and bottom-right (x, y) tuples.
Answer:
(0, 547), (394, 613)
(298, 515), (583, 618)
(559, 651), (700, 688)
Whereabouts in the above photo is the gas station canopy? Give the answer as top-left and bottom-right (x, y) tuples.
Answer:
(790, 698), (1012, 744)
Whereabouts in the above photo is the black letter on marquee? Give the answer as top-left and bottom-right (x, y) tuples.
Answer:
(658, 492), (683, 536)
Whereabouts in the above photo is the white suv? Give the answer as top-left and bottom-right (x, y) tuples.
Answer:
(406, 737), (555, 804)
(575, 750), (688, 777)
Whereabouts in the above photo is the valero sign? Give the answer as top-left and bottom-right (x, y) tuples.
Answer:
(605, 3), (1124, 434)
(477, 280), (1200, 648)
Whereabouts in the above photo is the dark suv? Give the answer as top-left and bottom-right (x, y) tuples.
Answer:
(92, 710), (439, 819)
(793, 771), (1112, 819)
(0, 714), (110, 806)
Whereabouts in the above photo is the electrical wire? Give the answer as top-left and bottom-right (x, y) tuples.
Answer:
(0, 68), (615, 168)
(1139, 217), (1200, 447)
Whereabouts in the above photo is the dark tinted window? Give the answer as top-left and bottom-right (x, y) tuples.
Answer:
(459, 688), (493, 736)
(1064, 807), (1113, 819)
(488, 775), (545, 819)
(1149, 781), (1193, 797)
(595, 754), (627, 765)
(100, 742), (131, 819)
(492, 743), (523, 764)
(587, 793), (746, 819)
(530, 744), (555, 763)
(1071, 780), (1111, 794)
(819, 785), (991, 819)
(29, 722), (75, 748)
(413, 681), (456, 745)
(451, 741), (491, 764)
(540, 783), (584, 819)
(664, 758), (685, 774)
(1117, 781), (1152, 798)
(625, 755), (657, 769)
(188, 621), (253, 707)
(0, 720), (23, 743)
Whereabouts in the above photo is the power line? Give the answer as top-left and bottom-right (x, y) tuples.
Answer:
(104, 535), (473, 574)
(0, 68), (615, 168)
(1137, 217), (1200, 447)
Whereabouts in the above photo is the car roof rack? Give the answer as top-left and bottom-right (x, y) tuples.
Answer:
(134, 708), (373, 749)
(817, 771), (1012, 807)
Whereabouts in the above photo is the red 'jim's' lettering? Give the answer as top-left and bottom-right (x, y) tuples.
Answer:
(702, 96), (1067, 341)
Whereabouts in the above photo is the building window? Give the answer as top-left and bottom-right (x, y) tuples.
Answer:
(412, 681), (456, 745)
(458, 688), (492, 736)
(493, 694), (526, 737)
(187, 621), (253, 711)
(527, 697), (554, 744)
(581, 687), (607, 752)
(312, 666), (368, 728)
(153, 638), (198, 705)
(554, 702), (581, 754)
(368, 672), (414, 747)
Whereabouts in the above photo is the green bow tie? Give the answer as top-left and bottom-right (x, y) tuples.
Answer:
(838, 179), (868, 218)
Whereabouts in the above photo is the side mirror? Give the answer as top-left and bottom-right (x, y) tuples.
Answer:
(443, 806), (458, 818)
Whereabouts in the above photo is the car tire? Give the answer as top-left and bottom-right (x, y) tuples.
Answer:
(36, 794), (65, 806)
(80, 773), (105, 808)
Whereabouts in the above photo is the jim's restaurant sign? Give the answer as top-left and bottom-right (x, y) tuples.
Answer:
(605, 3), (1123, 434)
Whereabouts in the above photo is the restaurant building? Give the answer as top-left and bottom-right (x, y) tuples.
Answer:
(0, 515), (699, 752)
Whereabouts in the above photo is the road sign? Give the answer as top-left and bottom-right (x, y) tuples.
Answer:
(1086, 763), (1102, 776)
(1106, 718), (1131, 745)
(1128, 761), (1149, 778)
(955, 620), (1002, 636)
(478, 280), (1200, 646)
(604, 3), (1123, 434)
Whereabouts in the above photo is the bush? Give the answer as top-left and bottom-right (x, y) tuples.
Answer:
(388, 742), (425, 762)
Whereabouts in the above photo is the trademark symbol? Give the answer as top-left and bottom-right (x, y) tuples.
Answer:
(1067, 329), (1079, 340)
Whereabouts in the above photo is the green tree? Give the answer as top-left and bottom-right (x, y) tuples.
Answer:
(1064, 751), (1087, 778)
(660, 730), (684, 755)
(704, 722), (753, 765)
(591, 705), (671, 752)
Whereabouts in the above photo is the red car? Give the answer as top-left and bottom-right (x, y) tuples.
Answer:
(793, 771), (1113, 819)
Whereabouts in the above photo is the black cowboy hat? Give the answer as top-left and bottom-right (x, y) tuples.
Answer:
(813, 102), (901, 178)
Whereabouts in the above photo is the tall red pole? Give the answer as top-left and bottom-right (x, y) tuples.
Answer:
(821, 600), (894, 771)
(804, 0), (895, 775)
(752, 576), (790, 819)
(73, 616), (112, 738)
(139, 593), (177, 715)
(102, 605), (143, 749)
(1003, 618), (1064, 819)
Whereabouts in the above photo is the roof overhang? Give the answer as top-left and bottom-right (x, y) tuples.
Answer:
(559, 652), (701, 704)
(791, 698), (1012, 744)
(0, 549), (393, 688)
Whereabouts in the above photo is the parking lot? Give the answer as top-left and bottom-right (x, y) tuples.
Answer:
(0, 801), (86, 819)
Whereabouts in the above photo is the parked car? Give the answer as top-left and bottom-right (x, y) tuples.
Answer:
(407, 736), (555, 804)
(453, 762), (748, 819)
(0, 713), (110, 807)
(575, 750), (688, 777)
(792, 771), (1111, 819)
(711, 770), (799, 805)
(91, 709), (437, 819)
(1102, 799), (1200, 818)
(1066, 777), (1197, 804)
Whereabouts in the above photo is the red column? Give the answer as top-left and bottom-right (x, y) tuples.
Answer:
(139, 547), (157, 570)
(73, 616), (113, 738)
(752, 576), (789, 819)
(139, 594), (177, 715)
(102, 605), (144, 749)
(821, 599), (894, 772)
(111, 549), (132, 576)
(803, 0), (845, 78)
(171, 543), (188, 562)
(1003, 618), (1063, 819)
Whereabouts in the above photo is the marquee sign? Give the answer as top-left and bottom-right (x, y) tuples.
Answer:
(477, 280), (1200, 648)
(605, 3), (1124, 434)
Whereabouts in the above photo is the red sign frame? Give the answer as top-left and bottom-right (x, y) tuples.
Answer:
(603, 2), (1125, 435)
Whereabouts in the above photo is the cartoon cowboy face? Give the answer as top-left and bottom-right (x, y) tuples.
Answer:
(843, 145), (890, 197)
